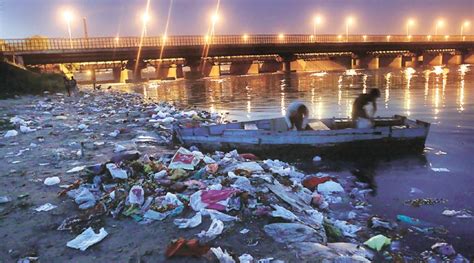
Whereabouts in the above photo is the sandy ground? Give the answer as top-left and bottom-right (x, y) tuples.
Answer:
(0, 93), (299, 263)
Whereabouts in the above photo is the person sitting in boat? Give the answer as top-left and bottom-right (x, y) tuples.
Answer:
(352, 88), (381, 128)
(285, 101), (313, 131)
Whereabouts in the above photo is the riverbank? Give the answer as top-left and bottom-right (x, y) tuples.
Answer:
(0, 62), (65, 98)
(0, 90), (469, 262)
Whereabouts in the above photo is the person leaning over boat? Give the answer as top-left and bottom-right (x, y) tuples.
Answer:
(351, 88), (381, 128)
(285, 101), (313, 131)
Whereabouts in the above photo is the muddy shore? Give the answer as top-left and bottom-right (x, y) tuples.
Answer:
(0, 90), (468, 262)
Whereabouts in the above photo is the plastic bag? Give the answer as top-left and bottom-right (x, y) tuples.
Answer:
(231, 176), (255, 193)
(197, 219), (224, 240)
(34, 203), (57, 212)
(144, 206), (184, 221)
(201, 209), (239, 222)
(190, 189), (238, 211)
(271, 204), (298, 222)
(364, 234), (391, 251)
(211, 247), (235, 263)
(128, 185), (144, 205)
(239, 254), (254, 263)
(66, 166), (86, 174)
(72, 187), (96, 209)
(317, 181), (344, 194)
(4, 130), (18, 138)
(106, 163), (128, 179)
(44, 176), (60, 186)
(332, 219), (362, 237)
(174, 212), (202, 229)
(431, 242), (456, 256)
(168, 147), (200, 170)
(264, 223), (326, 244)
(66, 227), (108, 251)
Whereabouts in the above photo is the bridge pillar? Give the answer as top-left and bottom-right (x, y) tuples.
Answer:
(463, 52), (474, 64)
(156, 64), (184, 80)
(289, 59), (306, 72)
(229, 61), (259, 75)
(125, 59), (146, 82)
(380, 56), (403, 69)
(445, 54), (462, 65)
(423, 53), (443, 66)
(260, 61), (282, 73)
(283, 60), (292, 73)
(304, 58), (350, 71)
(354, 56), (379, 69)
(112, 68), (122, 83)
(402, 56), (418, 68)
(202, 61), (221, 77)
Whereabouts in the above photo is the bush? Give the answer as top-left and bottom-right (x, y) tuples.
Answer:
(0, 62), (65, 98)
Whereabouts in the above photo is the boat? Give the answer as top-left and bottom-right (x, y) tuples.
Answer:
(174, 115), (430, 158)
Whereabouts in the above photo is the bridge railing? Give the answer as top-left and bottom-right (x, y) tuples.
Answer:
(2, 34), (473, 53)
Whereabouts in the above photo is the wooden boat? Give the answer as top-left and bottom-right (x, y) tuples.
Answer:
(174, 115), (430, 158)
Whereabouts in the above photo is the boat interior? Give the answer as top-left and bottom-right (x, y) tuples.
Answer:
(184, 115), (426, 136)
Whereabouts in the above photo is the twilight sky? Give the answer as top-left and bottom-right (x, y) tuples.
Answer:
(1, 0), (473, 38)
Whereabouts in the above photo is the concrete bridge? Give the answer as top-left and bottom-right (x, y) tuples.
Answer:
(1, 34), (474, 82)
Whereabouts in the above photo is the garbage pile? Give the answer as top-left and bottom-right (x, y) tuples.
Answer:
(56, 144), (381, 261)
(2, 91), (471, 261)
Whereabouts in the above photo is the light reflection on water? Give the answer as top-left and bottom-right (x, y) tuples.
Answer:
(112, 64), (474, 256)
(116, 64), (471, 126)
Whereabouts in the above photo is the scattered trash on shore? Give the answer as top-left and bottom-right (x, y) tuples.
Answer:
(1, 91), (470, 262)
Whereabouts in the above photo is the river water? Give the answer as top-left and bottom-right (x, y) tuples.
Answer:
(116, 64), (474, 257)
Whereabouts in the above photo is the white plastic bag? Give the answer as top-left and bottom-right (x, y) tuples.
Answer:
(128, 185), (144, 205)
(198, 219), (224, 240)
(34, 203), (57, 212)
(211, 247), (236, 263)
(106, 163), (128, 179)
(66, 227), (108, 251)
(317, 181), (344, 194)
(173, 212), (202, 229)
(44, 176), (60, 186)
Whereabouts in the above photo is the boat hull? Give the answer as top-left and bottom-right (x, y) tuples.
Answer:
(175, 116), (430, 159)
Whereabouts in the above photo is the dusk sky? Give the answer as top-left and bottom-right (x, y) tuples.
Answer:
(1, 0), (473, 38)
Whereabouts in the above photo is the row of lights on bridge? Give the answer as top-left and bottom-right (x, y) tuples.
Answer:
(61, 9), (471, 42)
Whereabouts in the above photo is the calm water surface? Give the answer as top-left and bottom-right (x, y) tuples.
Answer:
(120, 65), (474, 257)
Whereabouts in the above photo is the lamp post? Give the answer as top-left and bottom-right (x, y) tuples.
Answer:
(313, 15), (322, 40)
(63, 10), (74, 48)
(461, 21), (470, 40)
(435, 19), (444, 36)
(406, 19), (414, 38)
(345, 16), (354, 42)
(142, 12), (151, 37)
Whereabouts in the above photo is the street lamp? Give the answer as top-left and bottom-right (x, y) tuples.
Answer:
(313, 15), (322, 38)
(141, 12), (151, 37)
(209, 13), (219, 41)
(461, 21), (470, 40)
(435, 19), (444, 36)
(345, 16), (354, 42)
(406, 19), (415, 37)
(62, 10), (74, 48)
